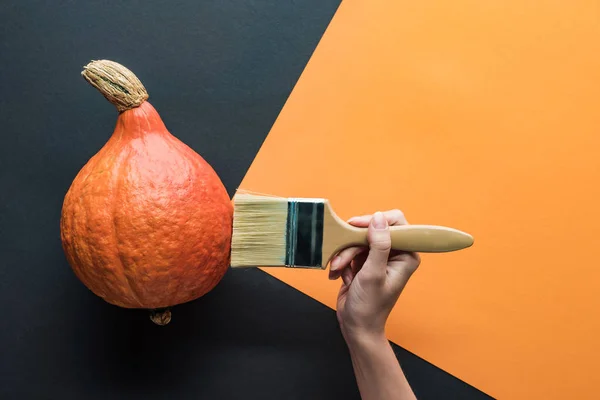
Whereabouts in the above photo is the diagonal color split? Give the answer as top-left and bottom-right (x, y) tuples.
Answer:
(239, 0), (600, 399)
(0, 0), (492, 399)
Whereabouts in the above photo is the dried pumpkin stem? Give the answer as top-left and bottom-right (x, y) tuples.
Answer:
(82, 60), (149, 112)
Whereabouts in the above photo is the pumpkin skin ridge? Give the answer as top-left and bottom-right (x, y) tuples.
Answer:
(61, 101), (233, 310)
(110, 143), (144, 307)
(62, 121), (144, 307)
(62, 140), (130, 304)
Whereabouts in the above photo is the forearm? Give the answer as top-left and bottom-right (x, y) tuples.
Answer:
(344, 331), (416, 400)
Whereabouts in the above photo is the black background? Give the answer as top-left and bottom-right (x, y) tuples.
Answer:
(1, 1), (492, 399)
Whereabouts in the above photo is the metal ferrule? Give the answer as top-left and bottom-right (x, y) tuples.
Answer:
(285, 198), (325, 268)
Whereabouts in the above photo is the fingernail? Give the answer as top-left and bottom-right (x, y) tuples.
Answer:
(372, 212), (387, 229)
(329, 268), (341, 280)
(330, 256), (341, 271)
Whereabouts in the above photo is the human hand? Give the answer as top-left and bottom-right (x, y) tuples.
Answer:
(328, 210), (421, 341)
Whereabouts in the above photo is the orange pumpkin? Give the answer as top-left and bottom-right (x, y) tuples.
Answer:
(60, 60), (233, 324)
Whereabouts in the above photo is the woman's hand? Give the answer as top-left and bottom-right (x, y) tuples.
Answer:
(329, 210), (421, 341)
(328, 210), (420, 399)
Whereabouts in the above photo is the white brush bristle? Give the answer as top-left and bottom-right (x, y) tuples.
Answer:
(230, 192), (288, 267)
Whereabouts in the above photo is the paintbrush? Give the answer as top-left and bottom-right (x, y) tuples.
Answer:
(230, 191), (474, 269)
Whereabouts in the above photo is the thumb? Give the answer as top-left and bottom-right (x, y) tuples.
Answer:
(362, 212), (391, 278)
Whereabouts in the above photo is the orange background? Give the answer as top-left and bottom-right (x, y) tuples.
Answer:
(238, 0), (600, 398)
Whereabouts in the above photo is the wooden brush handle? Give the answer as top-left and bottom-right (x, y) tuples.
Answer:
(323, 203), (474, 261)
(329, 224), (474, 254)
(387, 224), (474, 253)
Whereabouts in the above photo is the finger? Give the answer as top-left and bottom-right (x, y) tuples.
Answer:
(342, 267), (354, 287)
(348, 209), (408, 228)
(330, 246), (366, 272)
(384, 209), (408, 226)
(350, 251), (369, 272)
(339, 263), (358, 291)
(361, 212), (391, 281)
(388, 252), (420, 274)
(347, 215), (372, 227)
(338, 278), (350, 298)
(387, 251), (421, 289)
(329, 267), (343, 280)
(389, 250), (420, 264)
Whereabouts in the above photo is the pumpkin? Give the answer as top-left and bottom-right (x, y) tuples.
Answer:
(60, 60), (233, 325)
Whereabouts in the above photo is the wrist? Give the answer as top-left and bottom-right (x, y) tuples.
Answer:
(342, 327), (388, 349)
